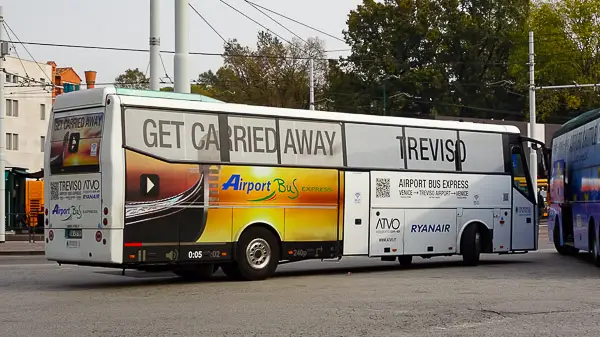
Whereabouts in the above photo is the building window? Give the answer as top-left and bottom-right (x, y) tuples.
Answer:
(6, 99), (18, 117)
(6, 133), (18, 151)
(6, 74), (17, 83)
(40, 136), (45, 152)
(40, 104), (46, 120)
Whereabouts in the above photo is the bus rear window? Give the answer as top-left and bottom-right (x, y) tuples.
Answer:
(49, 113), (104, 174)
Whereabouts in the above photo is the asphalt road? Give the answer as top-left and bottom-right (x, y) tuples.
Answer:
(1, 235), (599, 337)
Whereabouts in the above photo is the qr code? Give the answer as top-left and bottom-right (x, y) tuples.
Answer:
(503, 192), (509, 201)
(50, 182), (59, 200)
(375, 178), (390, 198)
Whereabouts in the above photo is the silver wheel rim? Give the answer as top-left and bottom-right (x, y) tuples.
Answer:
(246, 238), (271, 270)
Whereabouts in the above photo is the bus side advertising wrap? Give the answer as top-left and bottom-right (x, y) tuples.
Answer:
(123, 149), (343, 263)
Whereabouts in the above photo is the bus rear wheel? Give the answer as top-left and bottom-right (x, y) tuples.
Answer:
(234, 227), (280, 281)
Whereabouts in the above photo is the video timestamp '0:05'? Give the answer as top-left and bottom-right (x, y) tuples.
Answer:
(188, 250), (221, 259)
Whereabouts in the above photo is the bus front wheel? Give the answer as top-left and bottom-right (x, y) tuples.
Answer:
(461, 224), (481, 266)
(234, 226), (280, 281)
(553, 221), (575, 256)
(589, 222), (600, 267)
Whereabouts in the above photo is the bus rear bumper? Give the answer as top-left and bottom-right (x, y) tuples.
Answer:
(44, 228), (124, 264)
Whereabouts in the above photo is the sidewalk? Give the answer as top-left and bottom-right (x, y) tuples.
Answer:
(0, 241), (45, 255)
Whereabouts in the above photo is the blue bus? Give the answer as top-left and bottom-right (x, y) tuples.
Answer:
(548, 108), (600, 265)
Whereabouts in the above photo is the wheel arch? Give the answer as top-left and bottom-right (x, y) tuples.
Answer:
(233, 221), (283, 260)
(457, 220), (492, 254)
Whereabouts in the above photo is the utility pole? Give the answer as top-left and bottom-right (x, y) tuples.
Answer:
(309, 58), (315, 110)
(528, 31), (538, 202)
(0, 6), (6, 243)
(149, 0), (160, 91)
(174, 0), (190, 94)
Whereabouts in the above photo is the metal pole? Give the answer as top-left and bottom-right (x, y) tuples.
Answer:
(537, 83), (600, 90)
(383, 83), (387, 116)
(149, 0), (160, 91)
(0, 6), (5, 243)
(529, 31), (538, 202)
(174, 0), (190, 93)
(309, 58), (314, 110)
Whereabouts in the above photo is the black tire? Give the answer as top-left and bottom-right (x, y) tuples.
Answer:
(553, 222), (574, 256)
(173, 263), (217, 281)
(234, 227), (280, 281)
(461, 224), (481, 266)
(589, 223), (600, 267)
(398, 255), (412, 267)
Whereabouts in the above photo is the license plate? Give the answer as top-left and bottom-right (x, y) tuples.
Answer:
(65, 229), (82, 239)
(66, 240), (80, 248)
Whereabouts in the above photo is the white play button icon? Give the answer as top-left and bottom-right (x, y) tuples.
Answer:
(146, 178), (154, 193)
(140, 174), (159, 197)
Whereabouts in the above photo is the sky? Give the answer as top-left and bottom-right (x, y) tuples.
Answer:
(1, 0), (363, 87)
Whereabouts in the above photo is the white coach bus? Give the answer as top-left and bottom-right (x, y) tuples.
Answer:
(43, 87), (547, 281)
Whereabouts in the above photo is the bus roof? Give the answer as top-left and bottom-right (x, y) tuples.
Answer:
(553, 107), (600, 138)
(116, 88), (224, 103)
(52, 86), (522, 134)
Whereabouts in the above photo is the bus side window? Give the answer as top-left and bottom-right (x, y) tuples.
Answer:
(511, 146), (532, 198)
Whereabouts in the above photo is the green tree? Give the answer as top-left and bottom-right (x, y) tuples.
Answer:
(114, 68), (149, 90)
(160, 84), (217, 97)
(327, 0), (451, 116)
(441, 0), (530, 119)
(510, 0), (600, 123)
(197, 31), (328, 108)
(326, 0), (531, 119)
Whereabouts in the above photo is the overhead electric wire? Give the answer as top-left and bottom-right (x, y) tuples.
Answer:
(3, 20), (54, 85)
(218, 0), (310, 54)
(12, 40), (522, 66)
(189, 2), (229, 45)
(244, 0), (346, 43)
(244, 0), (307, 45)
(3, 23), (30, 80)
(158, 53), (173, 84)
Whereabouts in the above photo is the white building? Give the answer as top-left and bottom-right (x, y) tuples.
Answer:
(3, 56), (52, 172)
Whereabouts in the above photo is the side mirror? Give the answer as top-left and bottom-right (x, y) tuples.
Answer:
(540, 147), (549, 177)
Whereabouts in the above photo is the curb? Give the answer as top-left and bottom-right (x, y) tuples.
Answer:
(0, 251), (45, 256)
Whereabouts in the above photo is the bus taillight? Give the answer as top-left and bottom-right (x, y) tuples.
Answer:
(95, 231), (102, 242)
(45, 208), (48, 216)
(103, 218), (108, 226)
(48, 230), (54, 241)
(103, 207), (108, 215)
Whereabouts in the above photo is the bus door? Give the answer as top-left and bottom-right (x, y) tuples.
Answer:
(510, 137), (548, 251)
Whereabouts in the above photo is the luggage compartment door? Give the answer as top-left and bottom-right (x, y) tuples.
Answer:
(342, 171), (370, 255)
